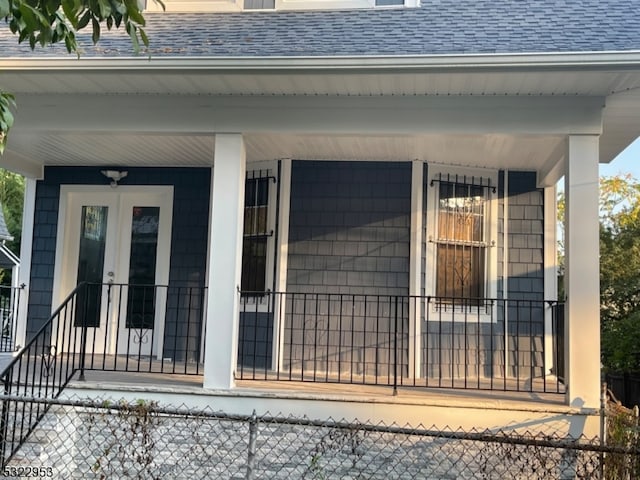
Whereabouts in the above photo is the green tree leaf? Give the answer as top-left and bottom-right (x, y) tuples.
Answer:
(91, 16), (100, 44)
(0, 0), (164, 152)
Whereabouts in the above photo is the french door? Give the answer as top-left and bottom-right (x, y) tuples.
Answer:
(54, 186), (173, 358)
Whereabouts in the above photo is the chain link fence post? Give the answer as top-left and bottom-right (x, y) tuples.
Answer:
(246, 409), (258, 480)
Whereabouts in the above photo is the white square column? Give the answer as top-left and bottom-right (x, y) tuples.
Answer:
(564, 135), (600, 408)
(15, 177), (37, 350)
(203, 134), (246, 390)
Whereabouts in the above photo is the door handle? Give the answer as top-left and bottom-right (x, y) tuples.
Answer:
(106, 273), (114, 302)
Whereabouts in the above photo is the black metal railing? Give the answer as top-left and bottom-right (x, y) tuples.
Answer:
(0, 282), (207, 467)
(0, 285), (25, 353)
(77, 282), (206, 375)
(0, 283), (85, 467)
(237, 292), (565, 395)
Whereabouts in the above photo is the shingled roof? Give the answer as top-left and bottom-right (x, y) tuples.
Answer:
(0, 0), (639, 58)
(0, 205), (13, 243)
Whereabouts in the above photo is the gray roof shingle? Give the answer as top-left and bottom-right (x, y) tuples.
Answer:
(0, 205), (13, 242)
(0, 0), (639, 58)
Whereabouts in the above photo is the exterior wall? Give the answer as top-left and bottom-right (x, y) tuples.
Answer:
(238, 311), (273, 369)
(285, 160), (411, 376)
(421, 170), (546, 381)
(26, 167), (210, 361)
(506, 171), (545, 378)
(248, 163), (545, 382)
(507, 171), (544, 301)
(287, 161), (411, 297)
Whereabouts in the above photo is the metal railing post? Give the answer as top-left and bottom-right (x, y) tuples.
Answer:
(246, 410), (258, 480)
(0, 371), (11, 468)
(393, 296), (398, 396)
(78, 284), (88, 382)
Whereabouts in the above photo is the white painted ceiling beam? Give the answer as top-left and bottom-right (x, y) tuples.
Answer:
(9, 94), (604, 136)
(0, 150), (44, 179)
(537, 139), (567, 188)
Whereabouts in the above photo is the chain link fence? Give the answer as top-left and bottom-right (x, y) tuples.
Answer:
(604, 394), (640, 479)
(0, 394), (638, 479)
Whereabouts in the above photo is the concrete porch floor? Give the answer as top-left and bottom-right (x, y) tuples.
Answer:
(63, 370), (599, 438)
(2, 350), (566, 409)
(69, 369), (565, 405)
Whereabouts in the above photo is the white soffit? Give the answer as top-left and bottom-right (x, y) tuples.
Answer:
(601, 88), (640, 163)
(3, 132), (564, 172)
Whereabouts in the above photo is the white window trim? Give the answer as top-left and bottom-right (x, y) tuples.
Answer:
(424, 164), (499, 323)
(274, 0), (375, 10)
(145, 0), (417, 13)
(240, 161), (278, 313)
(145, 0), (242, 12)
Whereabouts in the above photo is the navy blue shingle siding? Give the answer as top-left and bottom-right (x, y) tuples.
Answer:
(287, 160), (411, 296)
(508, 171), (544, 301)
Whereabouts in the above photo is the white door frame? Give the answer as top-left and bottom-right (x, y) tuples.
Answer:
(52, 185), (174, 357)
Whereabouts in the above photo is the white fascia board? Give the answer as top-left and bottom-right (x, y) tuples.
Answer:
(2, 50), (640, 71)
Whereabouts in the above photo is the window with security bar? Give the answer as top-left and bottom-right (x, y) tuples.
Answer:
(424, 168), (498, 315)
(435, 182), (487, 301)
(241, 173), (273, 295)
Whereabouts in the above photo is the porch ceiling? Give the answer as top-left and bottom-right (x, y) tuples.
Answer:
(1, 64), (639, 177)
(3, 131), (565, 173)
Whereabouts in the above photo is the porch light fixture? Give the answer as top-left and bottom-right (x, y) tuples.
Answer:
(101, 170), (128, 188)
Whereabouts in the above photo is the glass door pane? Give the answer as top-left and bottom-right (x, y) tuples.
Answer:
(126, 207), (160, 330)
(75, 206), (108, 327)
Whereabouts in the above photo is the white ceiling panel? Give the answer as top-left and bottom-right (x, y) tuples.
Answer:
(5, 133), (216, 167)
(2, 131), (562, 175)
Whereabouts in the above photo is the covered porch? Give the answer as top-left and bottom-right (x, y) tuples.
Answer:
(0, 56), (634, 414)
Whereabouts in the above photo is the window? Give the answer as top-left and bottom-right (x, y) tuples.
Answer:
(435, 182), (487, 301)
(241, 171), (275, 295)
(425, 167), (498, 315)
(244, 0), (275, 8)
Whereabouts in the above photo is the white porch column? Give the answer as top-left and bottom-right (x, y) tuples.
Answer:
(564, 135), (600, 408)
(203, 134), (246, 390)
(409, 160), (423, 378)
(543, 185), (558, 374)
(15, 177), (37, 350)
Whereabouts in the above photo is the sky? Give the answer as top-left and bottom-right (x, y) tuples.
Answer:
(601, 136), (640, 178)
